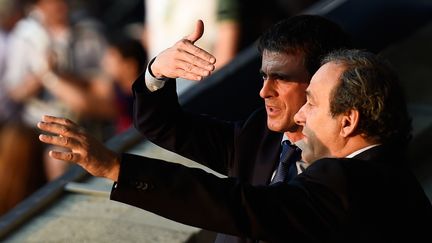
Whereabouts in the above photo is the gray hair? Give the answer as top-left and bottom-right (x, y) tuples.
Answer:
(322, 49), (412, 147)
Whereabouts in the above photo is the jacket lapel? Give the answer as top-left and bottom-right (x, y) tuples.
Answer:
(251, 132), (282, 185)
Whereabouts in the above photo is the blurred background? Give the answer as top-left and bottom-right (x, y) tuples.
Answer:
(0, 0), (431, 242)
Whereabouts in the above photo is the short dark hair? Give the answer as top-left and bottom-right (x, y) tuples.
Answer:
(258, 15), (352, 75)
(323, 49), (412, 148)
(108, 35), (147, 70)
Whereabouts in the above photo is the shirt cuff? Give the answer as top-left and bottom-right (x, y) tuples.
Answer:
(145, 57), (170, 92)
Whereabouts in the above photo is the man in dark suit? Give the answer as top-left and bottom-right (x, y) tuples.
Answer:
(134, 14), (350, 185)
(38, 48), (432, 242)
(124, 15), (351, 242)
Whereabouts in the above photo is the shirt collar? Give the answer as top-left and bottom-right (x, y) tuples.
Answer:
(281, 134), (289, 144)
(282, 134), (298, 146)
(346, 144), (381, 158)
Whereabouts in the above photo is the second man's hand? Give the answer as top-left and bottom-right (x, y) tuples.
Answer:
(151, 19), (216, 81)
(38, 115), (120, 181)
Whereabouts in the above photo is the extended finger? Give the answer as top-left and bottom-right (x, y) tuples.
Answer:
(177, 50), (215, 71)
(38, 121), (81, 139)
(49, 150), (81, 163)
(185, 19), (204, 44)
(172, 68), (205, 81)
(39, 134), (80, 150)
(175, 60), (212, 77)
(177, 39), (216, 64)
(42, 115), (78, 127)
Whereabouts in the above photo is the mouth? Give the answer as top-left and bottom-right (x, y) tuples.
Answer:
(265, 105), (280, 116)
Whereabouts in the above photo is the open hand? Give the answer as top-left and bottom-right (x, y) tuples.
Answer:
(38, 115), (120, 181)
(151, 20), (217, 81)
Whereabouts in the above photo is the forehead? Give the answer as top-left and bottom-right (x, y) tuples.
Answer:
(261, 50), (306, 72)
(307, 62), (345, 99)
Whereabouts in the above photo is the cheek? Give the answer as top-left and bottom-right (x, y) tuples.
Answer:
(282, 87), (307, 112)
(320, 116), (341, 139)
(308, 114), (341, 152)
(298, 127), (315, 163)
(301, 125), (331, 163)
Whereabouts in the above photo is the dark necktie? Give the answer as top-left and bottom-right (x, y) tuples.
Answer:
(270, 141), (302, 184)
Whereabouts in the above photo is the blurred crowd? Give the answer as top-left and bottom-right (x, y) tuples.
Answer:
(0, 0), (146, 216)
(0, 0), (317, 216)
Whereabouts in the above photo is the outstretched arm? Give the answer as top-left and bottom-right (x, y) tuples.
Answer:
(37, 116), (345, 241)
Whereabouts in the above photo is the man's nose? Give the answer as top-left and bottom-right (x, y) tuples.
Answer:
(259, 79), (275, 99)
(294, 105), (306, 126)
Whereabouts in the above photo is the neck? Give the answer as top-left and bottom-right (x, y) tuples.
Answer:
(333, 136), (376, 158)
(284, 131), (304, 143)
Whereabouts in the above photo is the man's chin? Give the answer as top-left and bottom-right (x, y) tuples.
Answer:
(266, 120), (298, 133)
(266, 120), (280, 132)
(295, 140), (311, 163)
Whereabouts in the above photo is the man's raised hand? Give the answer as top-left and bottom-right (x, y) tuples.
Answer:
(150, 20), (216, 81)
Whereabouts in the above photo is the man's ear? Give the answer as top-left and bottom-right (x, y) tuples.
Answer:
(340, 109), (359, 137)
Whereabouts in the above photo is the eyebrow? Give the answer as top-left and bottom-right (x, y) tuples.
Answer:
(259, 70), (294, 80)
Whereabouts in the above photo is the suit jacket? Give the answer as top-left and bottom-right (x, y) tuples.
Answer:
(129, 75), (285, 242)
(131, 75), (283, 186)
(111, 145), (432, 242)
(111, 74), (432, 242)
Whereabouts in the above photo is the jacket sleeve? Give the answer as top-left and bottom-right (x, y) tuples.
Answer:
(110, 153), (348, 242)
(132, 73), (238, 175)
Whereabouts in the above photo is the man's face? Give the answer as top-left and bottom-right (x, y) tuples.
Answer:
(294, 62), (345, 163)
(39, 0), (69, 24)
(259, 50), (310, 133)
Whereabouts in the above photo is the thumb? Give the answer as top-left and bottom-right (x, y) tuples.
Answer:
(185, 19), (204, 44)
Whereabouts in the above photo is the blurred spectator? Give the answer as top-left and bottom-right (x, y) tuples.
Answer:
(0, 122), (46, 216)
(0, 0), (25, 75)
(0, 0), (25, 122)
(213, 0), (240, 68)
(67, 0), (144, 33)
(26, 27), (147, 137)
(2, 0), (70, 124)
(2, 0), (107, 126)
(1, 0), (107, 180)
(0, 1), (46, 216)
(143, 0), (240, 93)
(100, 33), (147, 133)
(0, 0), (143, 215)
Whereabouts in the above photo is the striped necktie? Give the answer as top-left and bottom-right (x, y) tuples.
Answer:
(270, 141), (302, 184)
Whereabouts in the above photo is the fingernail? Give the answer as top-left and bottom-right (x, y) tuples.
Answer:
(210, 57), (216, 63)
